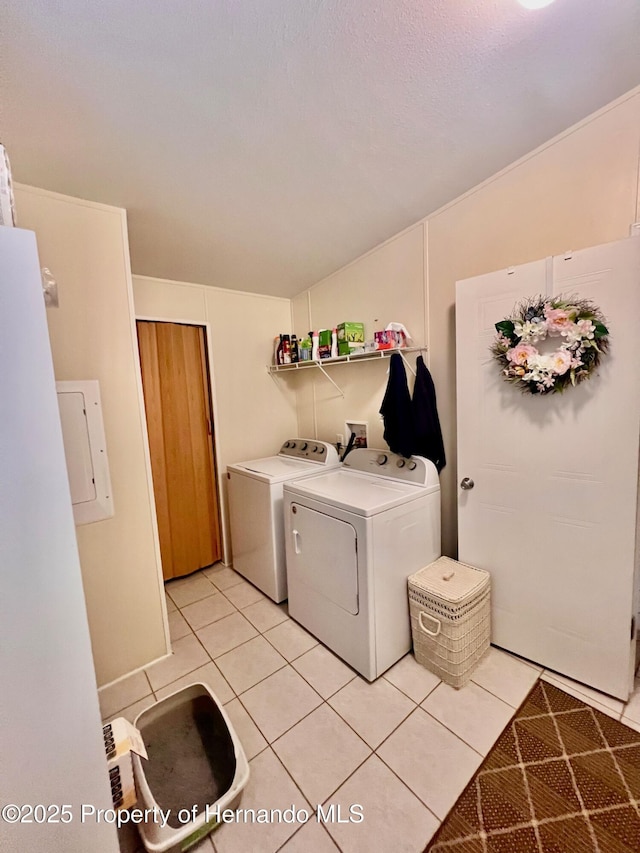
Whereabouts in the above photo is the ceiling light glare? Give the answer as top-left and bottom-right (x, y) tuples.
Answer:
(518, 0), (555, 8)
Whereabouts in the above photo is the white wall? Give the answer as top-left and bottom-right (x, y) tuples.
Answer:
(14, 185), (169, 688)
(292, 223), (426, 449)
(132, 275), (298, 560)
(293, 85), (640, 557)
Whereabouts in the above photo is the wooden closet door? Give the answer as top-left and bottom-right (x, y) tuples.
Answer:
(137, 321), (221, 580)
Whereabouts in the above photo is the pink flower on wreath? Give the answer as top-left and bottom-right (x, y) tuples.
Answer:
(507, 343), (537, 366)
(549, 349), (572, 375)
(543, 306), (573, 334)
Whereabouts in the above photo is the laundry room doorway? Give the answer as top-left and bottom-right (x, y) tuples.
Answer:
(136, 320), (222, 580)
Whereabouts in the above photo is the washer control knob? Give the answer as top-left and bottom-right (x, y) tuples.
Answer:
(290, 442), (297, 449)
(407, 461), (417, 470)
(319, 446), (325, 454)
(312, 445), (318, 452)
(396, 459), (406, 468)
(284, 441), (290, 448)
(301, 442), (308, 450)
(377, 454), (388, 466)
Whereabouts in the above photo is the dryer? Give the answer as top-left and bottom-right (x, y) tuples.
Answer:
(227, 439), (340, 602)
(283, 448), (440, 680)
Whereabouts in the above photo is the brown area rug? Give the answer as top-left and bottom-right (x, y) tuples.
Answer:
(426, 679), (640, 852)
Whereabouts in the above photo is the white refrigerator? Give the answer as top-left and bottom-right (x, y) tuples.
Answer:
(0, 226), (119, 852)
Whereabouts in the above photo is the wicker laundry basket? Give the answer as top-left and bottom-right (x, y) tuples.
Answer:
(408, 556), (491, 688)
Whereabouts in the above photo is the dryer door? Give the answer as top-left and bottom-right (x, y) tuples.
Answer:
(288, 504), (359, 614)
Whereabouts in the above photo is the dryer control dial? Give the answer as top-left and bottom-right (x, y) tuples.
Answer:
(377, 454), (388, 466)
(301, 442), (308, 450)
(396, 459), (406, 468)
(407, 460), (417, 471)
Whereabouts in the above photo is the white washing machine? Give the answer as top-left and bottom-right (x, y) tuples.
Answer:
(283, 448), (441, 680)
(227, 439), (340, 602)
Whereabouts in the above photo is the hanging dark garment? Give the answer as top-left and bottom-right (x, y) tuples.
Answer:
(412, 355), (446, 472)
(379, 353), (415, 458)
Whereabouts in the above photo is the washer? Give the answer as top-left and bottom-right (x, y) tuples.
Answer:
(283, 448), (441, 680)
(227, 439), (340, 602)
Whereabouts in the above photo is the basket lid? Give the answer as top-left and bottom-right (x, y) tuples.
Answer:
(409, 556), (489, 603)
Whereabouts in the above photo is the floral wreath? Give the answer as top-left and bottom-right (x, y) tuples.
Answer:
(491, 295), (610, 395)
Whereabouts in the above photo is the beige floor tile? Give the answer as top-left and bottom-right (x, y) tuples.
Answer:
(205, 565), (244, 591)
(181, 593), (236, 631)
(292, 645), (357, 699)
(106, 694), (157, 726)
(223, 580), (266, 609)
(189, 836), (214, 852)
(273, 704), (371, 804)
(279, 819), (339, 852)
(264, 619), (318, 661)
(470, 646), (541, 707)
(323, 755), (440, 853)
(165, 594), (177, 613)
(196, 612), (258, 659)
(168, 608), (192, 641)
(240, 666), (322, 742)
(166, 573), (216, 608)
(216, 636), (287, 694)
(145, 634), (210, 692)
(223, 698), (268, 760)
(213, 749), (310, 853)
(99, 669), (152, 720)
(329, 677), (414, 749)
(421, 681), (514, 755)
(383, 654), (441, 704)
(154, 661), (234, 705)
(242, 598), (289, 632)
(377, 708), (483, 819)
(541, 671), (625, 718)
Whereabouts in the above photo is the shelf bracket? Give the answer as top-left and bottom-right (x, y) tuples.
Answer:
(315, 361), (344, 397)
(399, 351), (417, 377)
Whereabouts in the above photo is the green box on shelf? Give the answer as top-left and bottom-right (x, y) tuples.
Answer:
(338, 340), (364, 356)
(337, 322), (365, 344)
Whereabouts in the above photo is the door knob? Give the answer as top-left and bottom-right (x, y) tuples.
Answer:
(460, 477), (474, 490)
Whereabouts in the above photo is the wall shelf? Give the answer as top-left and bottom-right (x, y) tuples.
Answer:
(268, 346), (427, 397)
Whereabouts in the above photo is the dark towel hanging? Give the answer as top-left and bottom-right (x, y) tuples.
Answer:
(379, 353), (415, 459)
(412, 355), (446, 472)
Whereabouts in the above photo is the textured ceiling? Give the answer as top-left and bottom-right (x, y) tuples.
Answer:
(2, 1), (640, 298)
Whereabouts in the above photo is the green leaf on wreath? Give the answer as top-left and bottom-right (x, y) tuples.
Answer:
(495, 320), (515, 336)
(593, 323), (608, 337)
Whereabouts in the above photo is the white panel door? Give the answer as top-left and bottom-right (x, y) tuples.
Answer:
(457, 240), (640, 700)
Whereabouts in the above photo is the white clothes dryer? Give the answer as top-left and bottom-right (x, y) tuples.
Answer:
(227, 439), (340, 602)
(283, 448), (441, 680)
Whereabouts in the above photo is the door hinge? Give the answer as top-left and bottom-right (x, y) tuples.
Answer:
(632, 616), (636, 640)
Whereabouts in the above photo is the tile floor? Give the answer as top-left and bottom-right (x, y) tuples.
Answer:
(102, 564), (640, 853)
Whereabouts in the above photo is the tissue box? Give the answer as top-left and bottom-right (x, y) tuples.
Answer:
(337, 323), (365, 356)
(103, 717), (147, 810)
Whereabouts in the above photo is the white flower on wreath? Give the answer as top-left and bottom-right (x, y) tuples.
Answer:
(513, 319), (546, 343)
(564, 318), (595, 345)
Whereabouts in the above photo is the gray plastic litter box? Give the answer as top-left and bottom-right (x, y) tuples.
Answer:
(132, 682), (249, 852)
